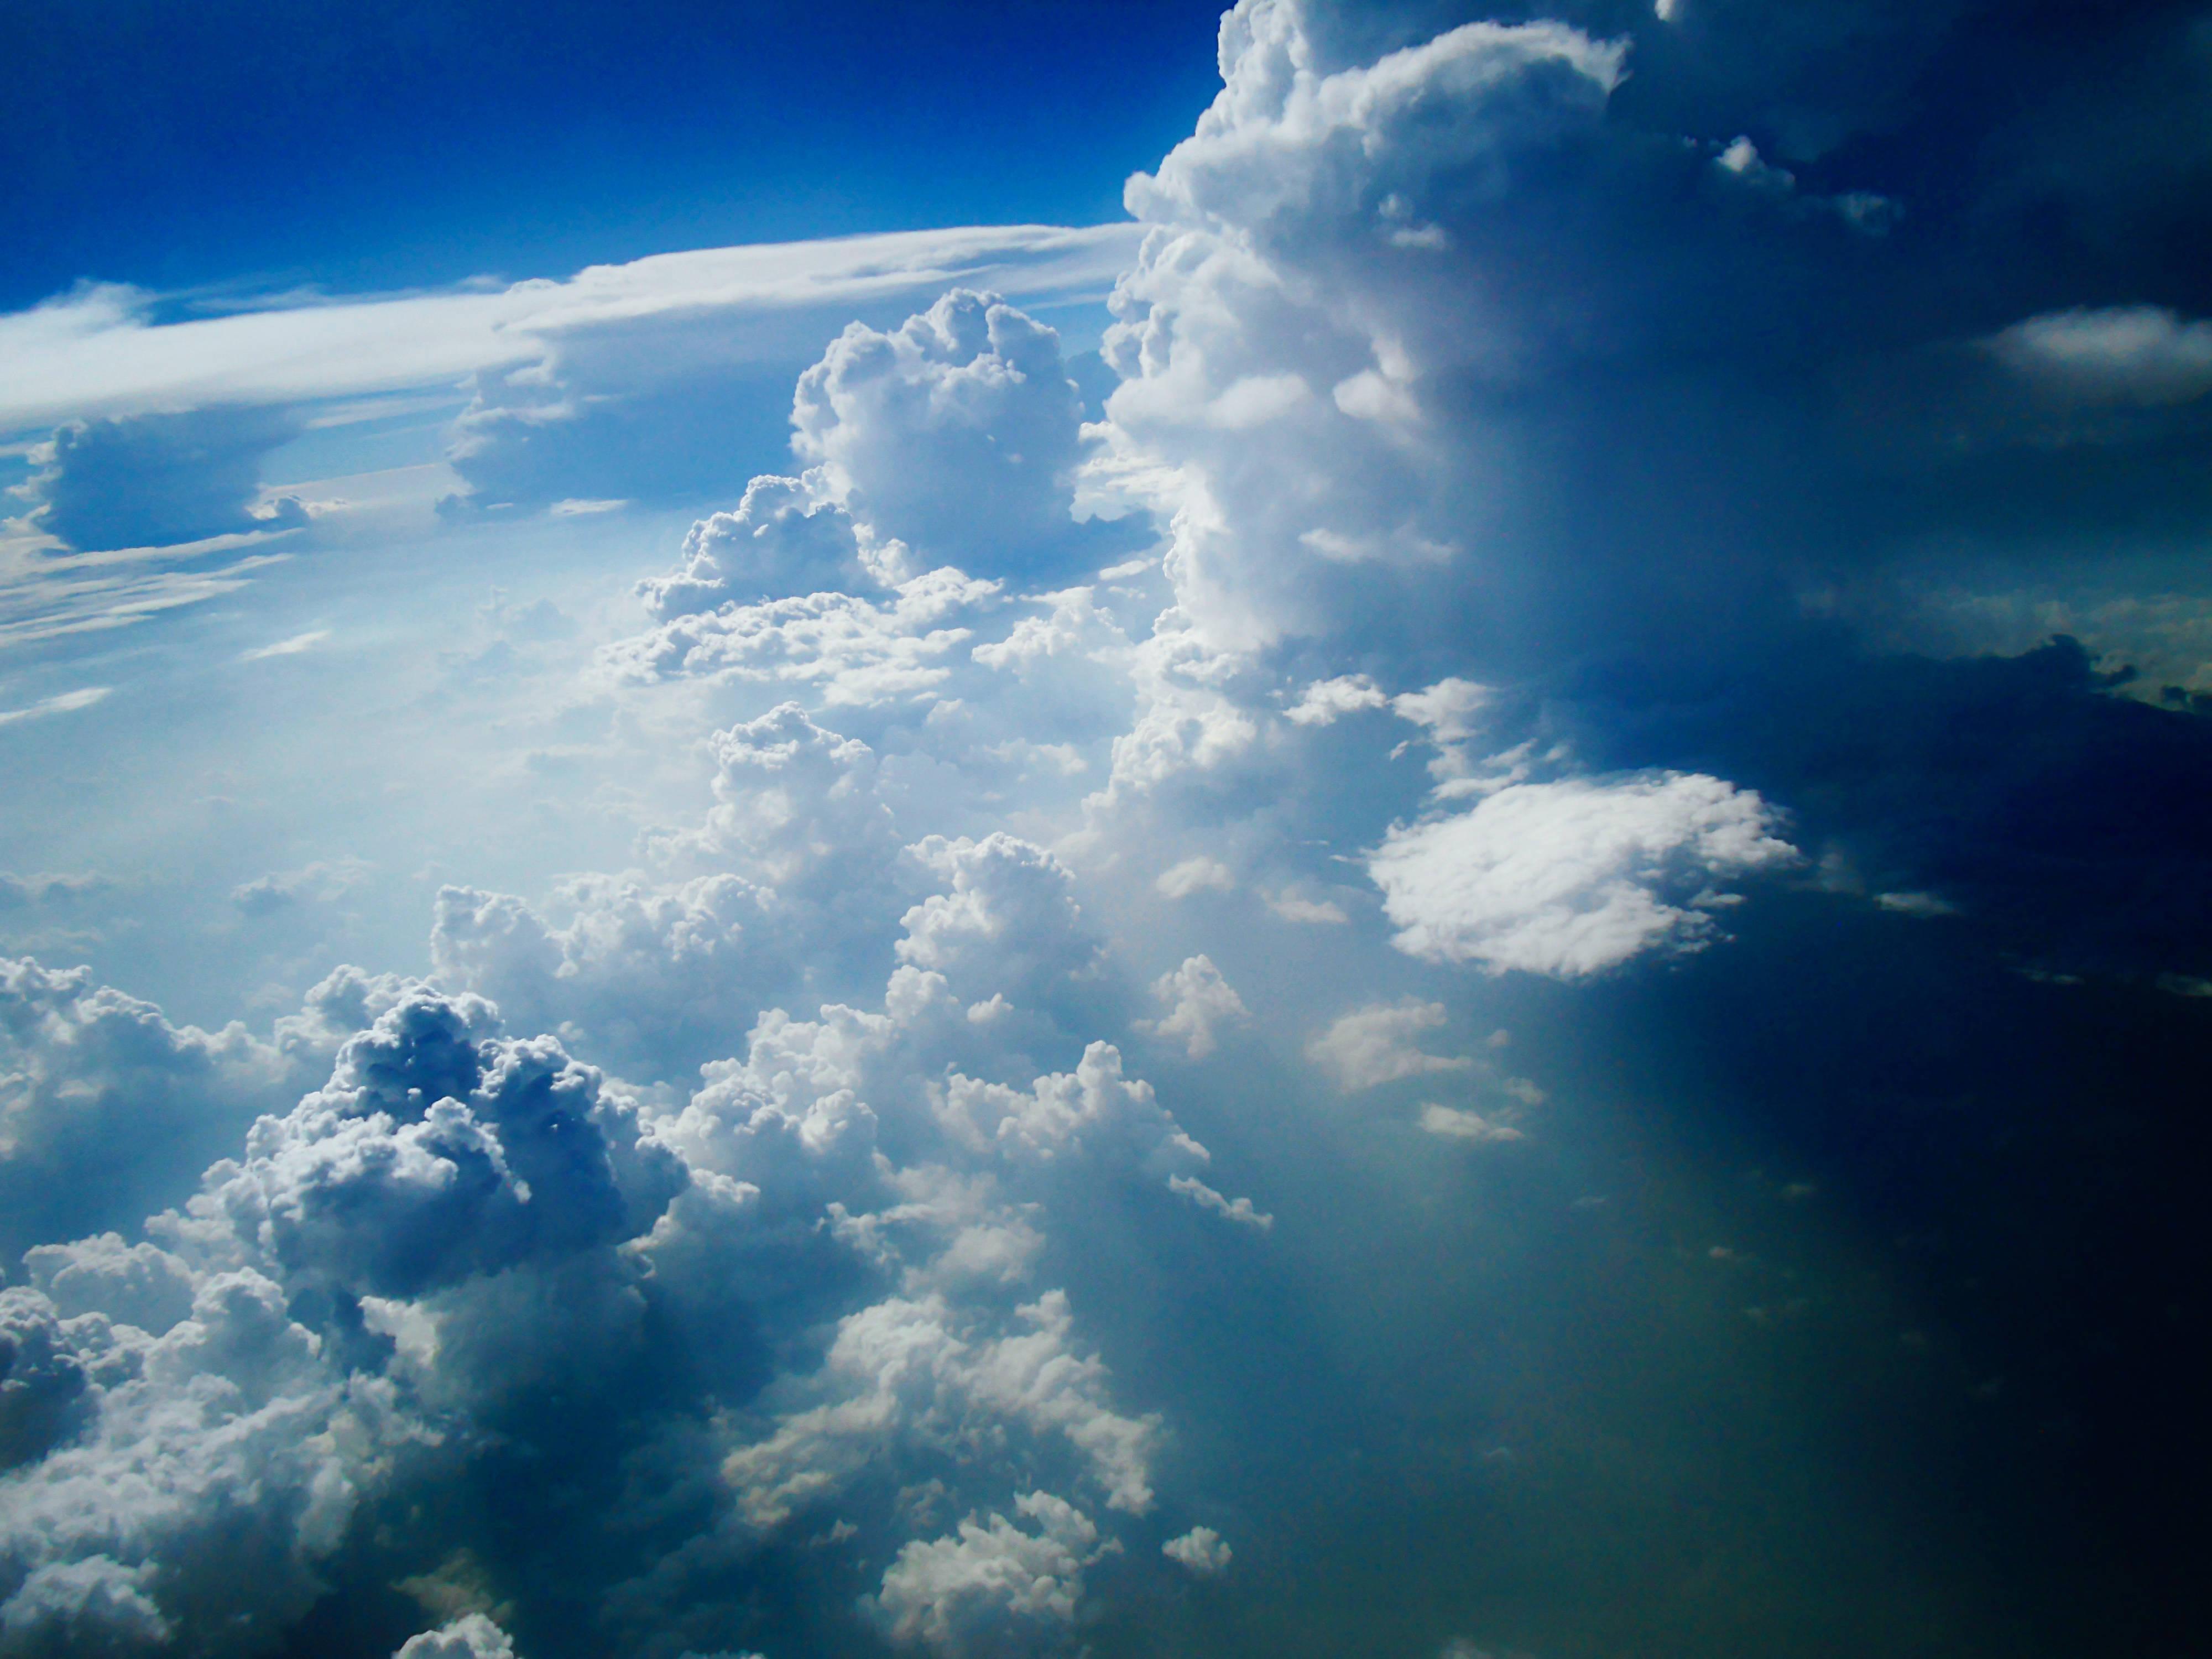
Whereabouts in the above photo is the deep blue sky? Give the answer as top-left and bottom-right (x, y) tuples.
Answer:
(1, 0), (1229, 309)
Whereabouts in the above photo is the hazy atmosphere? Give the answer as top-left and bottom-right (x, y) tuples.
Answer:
(5, 3), (2211, 1656)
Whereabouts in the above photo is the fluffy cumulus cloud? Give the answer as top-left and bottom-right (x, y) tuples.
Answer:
(0, 958), (297, 1256)
(724, 1290), (1158, 1529)
(429, 875), (773, 1082)
(6, 0), (2212, 1653)
(0, 1264), (408, 1655)
(1306, 998), (1472, 1091)
(392, 1615), (518, 1659)
(1137, 954), (1249, 1060)
(635, 474), (869, 618)
(1370, 773), (1799, 977)
(792, 290), (1092, 581)
(1161, 1524), (1232, 1577)
(868, 1490), (1102, 1658)
(0, 727), (1276, 1653)
(896, 834), (1099, 1011)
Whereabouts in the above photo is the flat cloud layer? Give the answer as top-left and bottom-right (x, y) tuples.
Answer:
(3, 1), (2212, 1657)
(0, 227), (1142, 432)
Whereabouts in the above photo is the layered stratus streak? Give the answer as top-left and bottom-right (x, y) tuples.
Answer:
(7, 0), (2212, 1655)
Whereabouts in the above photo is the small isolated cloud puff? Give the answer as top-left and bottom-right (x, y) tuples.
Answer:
(1984, 306), (2212, 410)
(1369, 773), (1798, 978)
(1284, 674), (1389, 726)
(1161, 1524), (1232, 1577)
(870, 1490), (1101, 1659)
(1138, 954), (1249, 1060)
(1306, 998), (1472, 1092)
(1266, 893), (1349, 925)
(1419, 1104), (1525, 1144)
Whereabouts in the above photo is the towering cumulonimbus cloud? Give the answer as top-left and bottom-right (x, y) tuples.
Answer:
(6, 0), (2212, 1654)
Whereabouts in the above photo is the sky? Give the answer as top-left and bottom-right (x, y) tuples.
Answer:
(3, 3), (2212, 1658)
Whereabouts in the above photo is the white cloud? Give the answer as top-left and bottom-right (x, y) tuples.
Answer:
(1167, 1175), (1273, 1230)
(1306, 998), (1473, 1092)
(0, 1269), (411, 1656)
(393, 1614), (519, 1659)
(634, 476), (869, 620)
(1369, 773), (1799, 977)
(1161, 1524), (1232, 1576)
(680, 703), (902, 898)
(0, 1554), (170, 1651)
(607, 567), (999, 708)
(0, 957), (294, 1255)
(936, 1042), (1203, 1176)
(1099, 614), (1260, 797)
(870, 1490), (1101, 1657)
(0, 226), (1143, 434)
(1137, 954), (1249, 1060)
(897, 834), (1098, 1005)
(794, 291), (1088, 575)
(1102, 8), (1626, 646)
(1284, 674), (1387, 726)
(1265, 893), (1349, 925)
(196, 989), (662, 1298)
(12, 406), (308, 552)
(0, 539), (289, 651)
(25, 1234), (199, 1334)
(1391, 678), (1497, 791)
(1984, 305), (2212, 408)
(1418, 1104), (1526, 1144)
(724, 1291), (1159, 1527)
(1154, 855), (1233, 899)
(239, 628), (331, 661)
(0, 686), (111, 727)
(231, 857), (373, 915)
(4, 1), (2129, 1645)
(430, 874), (775, 1080)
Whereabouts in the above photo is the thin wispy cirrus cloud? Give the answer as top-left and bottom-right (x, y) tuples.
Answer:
(3, 3), (2211, 1659)
(0, 226), (1142, 432)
